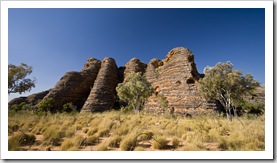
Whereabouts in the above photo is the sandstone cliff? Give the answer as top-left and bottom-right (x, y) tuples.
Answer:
(9, 47), (228, 114)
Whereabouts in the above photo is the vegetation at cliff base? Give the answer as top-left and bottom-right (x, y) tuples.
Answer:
(8, 110), (264, 151)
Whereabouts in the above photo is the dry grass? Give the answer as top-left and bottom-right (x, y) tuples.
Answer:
(8, 110), (265, 151)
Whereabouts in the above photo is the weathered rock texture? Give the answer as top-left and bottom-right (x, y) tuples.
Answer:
(10, 47), (248, 115)
(124, 58), (147, 78)
(81, 58), (119, 113)
(144, 47), (210, 115)
(38, 58), (101, 112)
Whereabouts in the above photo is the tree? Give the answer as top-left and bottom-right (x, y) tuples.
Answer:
(116, 72), (153, 112)
(198, 62), (259, 121)
(8, 63), (36, 94)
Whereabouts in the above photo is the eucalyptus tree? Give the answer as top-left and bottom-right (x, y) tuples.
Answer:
(116, 72), (153, 112)
(198, 62), (259, 121)
(8, 63), (36, 94)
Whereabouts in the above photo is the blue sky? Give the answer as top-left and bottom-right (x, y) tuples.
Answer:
(8, 8), (265, 101)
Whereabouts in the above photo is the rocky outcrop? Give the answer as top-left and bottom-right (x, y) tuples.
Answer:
(81, 58), (119, 113)
(144, 47), (210, 115)
(38, 58), (101, 112)
(8, 90), (50, 109)
(9, 47), (227, 114)
(124, 58), (147, 78)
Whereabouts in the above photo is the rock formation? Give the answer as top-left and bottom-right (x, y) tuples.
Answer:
(9, 47), (240, 115)
(81, 58), (119, 113)
(124, 58), (147, 78)
(37, 58), (101, 112)
(144, 47), (209, 115)
(8, 90), (50, 108)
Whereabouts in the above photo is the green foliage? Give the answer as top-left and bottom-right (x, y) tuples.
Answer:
(157, 94), (169, 109)
(116, 72), (153, 112)
(11, 102), (26, 112)
(239, 100), (265, 115)
(198, 62), (259, 120)
(38, 98), (54, 113)
(8, 63), (36, 94)
(63, 102), (77, 113)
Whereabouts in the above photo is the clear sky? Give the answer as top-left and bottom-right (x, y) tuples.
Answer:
(8, 8), (265, 101)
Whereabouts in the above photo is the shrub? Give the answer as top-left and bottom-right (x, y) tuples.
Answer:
(172, 137), (180, 148)
(8, 122), (19, 134)
(82, 128), (89, 134)
(63, 102), (77, 113)
(108, 135), (121, 148)
(74, 135), (85, 147)
(42, 125), (63, 145)
(87, 128), (98, 136)
(137, 131), (154, 141)
(134, 146), (145, 151)
(95, 142), (109, 151)
(152, 137), (169, 149)
(85, 135), (100, 145)
(98, 129), (110, 137)
(60, 138), (77, 151)
(8, 132), (36, 150)
(120, 135), (137, 151)
(38, 98), (54, 112)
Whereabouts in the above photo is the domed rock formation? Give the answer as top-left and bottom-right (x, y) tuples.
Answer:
(36, 58), (101, 112)
(81, 58), (119, 113)
(144, 47), (208, 115)
(9, 47), (226, 115)
(124, 58), (147, 79)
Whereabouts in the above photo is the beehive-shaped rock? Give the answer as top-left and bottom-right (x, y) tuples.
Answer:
(81, 58), (119, 113)
(145, 47), (206, 115)
(38, 58), (101, 112)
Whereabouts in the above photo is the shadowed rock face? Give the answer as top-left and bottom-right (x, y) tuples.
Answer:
(8, 90), (50, 109)
(144, 47), (210, 115)
(38, 58), (101, 112)
(81, 58), (119, 113)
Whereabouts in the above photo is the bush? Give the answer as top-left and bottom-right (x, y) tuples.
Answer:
(60, 139), (77, 151)
(8, 132), (36, 150)
(120, 135), (137, 151)
(8, 122), (19, 134)
(11, 102), (27, 112)
(38, 98), (54, 112)
(63, 102), (77, 113)
(87, 128), (98, 136)
(98, 129), (110, 137)
(172, 137), (180, 148)
(152, 137), (169, 149)
(85, 135), (100, 145)
(108, 135), (121, 148)
(42, 125), (63, 145)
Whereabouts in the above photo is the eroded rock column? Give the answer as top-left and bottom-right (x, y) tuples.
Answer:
(81, 58), (119, 113)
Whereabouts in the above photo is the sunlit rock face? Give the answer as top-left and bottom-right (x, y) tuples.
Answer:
(144, 47), (214, 115)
